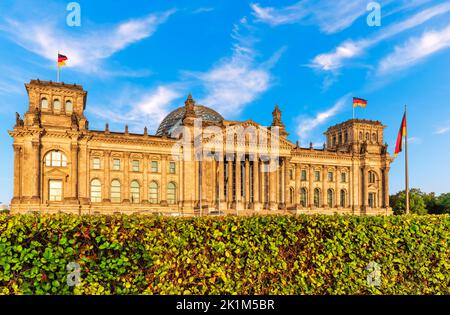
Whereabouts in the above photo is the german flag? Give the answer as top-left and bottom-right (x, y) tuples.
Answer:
(353, 97), (367, 108)
(394, 112), (407, 157)
(57, 53), (68, 67)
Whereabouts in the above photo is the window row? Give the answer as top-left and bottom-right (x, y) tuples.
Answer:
(298, 188), (348, 208)
(92, 158), (176, 173)
(297, 188), (377, 208)
(92, 179), (177, 204)
(299, 170), (348, 183)
(40, 97), (73, 113)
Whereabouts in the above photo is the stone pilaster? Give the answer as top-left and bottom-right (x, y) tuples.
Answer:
(245, 158), (250, 209)
(252, 157), (260, 210)
(103, 150), (110, 203)
(235, 156), (243, 210)
(269, 158), (277, 210)
(160, 156), (168, 206)
(123, 152), (130, 203)
(31, 141), (40, 202)
(12, 145), (22, 203)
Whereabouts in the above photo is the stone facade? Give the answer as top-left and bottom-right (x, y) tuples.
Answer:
(9, 80), (392, 216)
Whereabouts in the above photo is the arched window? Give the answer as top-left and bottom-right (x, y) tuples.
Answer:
(44, 150), (67, 167)
(90, 179), (101, 203)
(289, 187), (294, 204)
(372, 133), (377, 143)
(130, 180), (140, 204)
(41, 97), (48, 110)
(368, 171), (376, 184)
(359, 132), (363, 140)
(365, 132), (369, 141)
(65, 100), (73, 113)
(53, 99), (61, 111)
(344, 131), (348, 143)
(111, 180), (121, 203)
(340, 189), (346, 207)
(314, 188), (320, 208)
(300, 188), (307, 207)
(327, 189), (334, 207)
(149, 181), (159, 204)
(167, 182), (177, 205)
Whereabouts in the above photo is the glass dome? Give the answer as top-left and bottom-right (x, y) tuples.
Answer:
(156, 105), (224, 136)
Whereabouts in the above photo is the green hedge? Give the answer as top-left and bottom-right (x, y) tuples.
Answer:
(0, 214), (448, 295)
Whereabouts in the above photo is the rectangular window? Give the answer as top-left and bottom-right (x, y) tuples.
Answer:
(289, 169), (293, 181)
(151, 160), (158, 173)
(341, 172), (347, 183)
(92, 158), (101, 170)
(49, 180), (63, 201)
(328, 171), (334, 182)
(132, 160), (140, 172)
(301, 170), (307, 181)
(169, 161), (176, 174)
(368, 193), (376, 208)
(112, 159), (121, 171)
(314, 171), (321, 182)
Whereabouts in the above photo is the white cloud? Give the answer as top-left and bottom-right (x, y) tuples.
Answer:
(311, 2), (450, 71)
(435, 125), (450, 135)
(251, 0), (367, 34)
(0, 9), (175, 75)
(407, 137), (422, 144)
(296, 94), (350, 144)
(188, 16), (284, 117)
(89, 85), (182, 133)
(377, 24), (450, 74)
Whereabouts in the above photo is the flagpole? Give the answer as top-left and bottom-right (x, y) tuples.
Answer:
(404, 105), (409, 215)
(57, 51), (60, 82)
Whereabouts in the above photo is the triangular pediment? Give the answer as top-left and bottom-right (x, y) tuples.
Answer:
(44, 167), (69, 177)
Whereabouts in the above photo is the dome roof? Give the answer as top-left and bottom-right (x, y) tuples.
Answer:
(156, 104), (224, 136)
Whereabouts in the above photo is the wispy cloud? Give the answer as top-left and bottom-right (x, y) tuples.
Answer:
(377, 24), (450, 75)
(251, 0), (367, 34)
(0, 9), (175, 75)
(89, 85), (183, 133)
(311, 2), (450, 71)
(435, 125), (450, 135)
(192, 7), (214, 14)
(296, 94), (350, 144)
(187, 16), (284, 117)
(408, 136), (422, 144)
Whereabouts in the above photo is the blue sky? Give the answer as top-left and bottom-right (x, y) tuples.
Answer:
(0, 0), (449, 204)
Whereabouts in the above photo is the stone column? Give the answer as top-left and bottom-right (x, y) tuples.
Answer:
(103, 150), (110, 202)
(218, 159), (225, 210)
(383, 167), (390, 208)
(260, 161), (266, 208)
(160, 156), (167, 206)
(245, 157), (250, 209)
(269, 158), (277, 210)
(227, 159), (233, 207)
(31, 141), (40, 202)
(12, 145), (22, 203)
(252, 156), (260, 210)
(235, 155), (242, 210)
